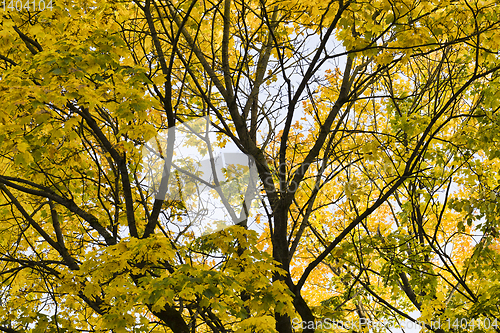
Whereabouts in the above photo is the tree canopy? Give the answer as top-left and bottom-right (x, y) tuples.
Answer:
(1, 0), (500, 332)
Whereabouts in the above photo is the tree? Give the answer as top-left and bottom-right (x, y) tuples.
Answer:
(1, 0), (500, 332)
